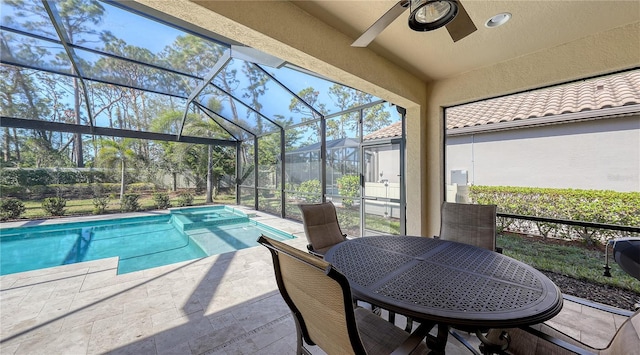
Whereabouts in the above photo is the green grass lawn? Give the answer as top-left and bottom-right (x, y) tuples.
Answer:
(498, 233), (640, 293)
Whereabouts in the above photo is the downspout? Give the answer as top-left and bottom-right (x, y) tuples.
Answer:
(398, 106), (407, 235)
(254, 136), (259, 210)
(280, 128), (286, 218)
(235, 141), (241, 204)
(321, 115), (327, 202)
(471, 134), (475, 185)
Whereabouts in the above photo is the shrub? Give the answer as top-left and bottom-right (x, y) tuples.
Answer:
(92, 196), (110, 215)
(42, 197), (67, 216)
(0, 198), (26, 220)
(337, 174), (360, 208)
(469, 186), (640, 244)
(120, 193), (140, 212)
(153, 192), (172, 209)
(297, 179), (321, 201)
(176, 193), (194, 207)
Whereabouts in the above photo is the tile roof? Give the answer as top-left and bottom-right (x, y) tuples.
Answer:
(361, 70), (640, 140)
(447, 70), (640, 130)
(363, 121), (402, 141)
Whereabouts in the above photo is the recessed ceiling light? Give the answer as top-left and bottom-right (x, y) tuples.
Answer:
(485, 12), (511, 28)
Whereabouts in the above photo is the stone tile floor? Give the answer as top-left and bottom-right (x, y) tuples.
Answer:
(0, 208), (629, 354)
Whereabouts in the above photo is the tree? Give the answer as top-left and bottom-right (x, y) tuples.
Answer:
(150, 110), (191, 192)
(181, 114), (236, 201)
(326, 84), (392, 139)
(150, 108), (236, 202)
(362, 103), (392, 135)
(4, 0), (106, 167)
(163, 34), (250, 186)
(289, 87), (326, 145)
(0, 63), (78, 167)
(96, 138), (137, 201)
(54, 0), (107, 167)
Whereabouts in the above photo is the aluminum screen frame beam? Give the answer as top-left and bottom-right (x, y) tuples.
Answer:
(42, 0), (95, 130)
(0, 117), (236, 146)
(179, 50), (232, 140)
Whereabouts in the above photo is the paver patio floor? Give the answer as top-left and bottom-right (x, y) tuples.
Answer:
(0, 209), (629, 354)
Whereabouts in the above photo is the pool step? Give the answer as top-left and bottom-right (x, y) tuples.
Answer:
(170, 214), (249, 233)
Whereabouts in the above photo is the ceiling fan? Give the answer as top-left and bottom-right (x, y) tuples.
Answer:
(352, 0), (477, 47)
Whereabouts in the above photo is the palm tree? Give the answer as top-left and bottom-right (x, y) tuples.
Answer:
(96, 138), (137, 201)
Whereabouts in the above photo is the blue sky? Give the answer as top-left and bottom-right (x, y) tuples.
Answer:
(1, 0), (396, 138)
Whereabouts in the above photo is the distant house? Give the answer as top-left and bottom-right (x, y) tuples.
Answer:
(286, 123), (405, 187)
(285, 138), (360, 193)
(446, 70), (640, 194)
(289, 70), (640, 200)
(363, 121), (403, 187)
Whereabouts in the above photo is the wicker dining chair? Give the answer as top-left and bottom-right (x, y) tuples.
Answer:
(298, 201), (347, 257)
(435, 201), (500, 350)
(258, 235), (431, 355)
(439, 201), (499, 252)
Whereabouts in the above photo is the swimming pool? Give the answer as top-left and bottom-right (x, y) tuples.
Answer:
(0, 206), (294, 275)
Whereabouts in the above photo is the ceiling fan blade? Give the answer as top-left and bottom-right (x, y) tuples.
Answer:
(446, 0), (477, 42)
(352, 0), (409, 47)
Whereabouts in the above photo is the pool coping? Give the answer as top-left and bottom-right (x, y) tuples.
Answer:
(0, 205), (259, 231)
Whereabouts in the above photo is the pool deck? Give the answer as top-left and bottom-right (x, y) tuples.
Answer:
(0, 207), (631, 354)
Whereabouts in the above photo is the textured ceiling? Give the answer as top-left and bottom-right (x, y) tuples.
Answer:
(292, 1), (640, 81)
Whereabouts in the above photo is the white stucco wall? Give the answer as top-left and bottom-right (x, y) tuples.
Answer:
(446, 115), (640, 192)
(372, 146), (401, 185)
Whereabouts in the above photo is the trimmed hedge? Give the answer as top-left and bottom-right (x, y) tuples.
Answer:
(127, 182), (156, 193)
(0, 168), (109, 186)
(470, 186), (640, 244)
(1, 183), (162, 200)
(1, 183), (121, 200)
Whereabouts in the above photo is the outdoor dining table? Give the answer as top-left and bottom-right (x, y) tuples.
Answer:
(324, 235), (564, 354)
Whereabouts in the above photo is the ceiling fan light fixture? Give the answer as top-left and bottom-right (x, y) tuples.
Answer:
(408, 0), (458, 31)
(485, 12), (511, 28)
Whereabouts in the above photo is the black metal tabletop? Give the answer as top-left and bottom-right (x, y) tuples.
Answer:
(324, 236), (563, 329)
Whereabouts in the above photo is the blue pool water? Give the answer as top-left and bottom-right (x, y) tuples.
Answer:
(0, 206), (294, 275)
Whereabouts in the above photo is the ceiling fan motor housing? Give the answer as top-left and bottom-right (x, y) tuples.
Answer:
(408, 0), (459, 31)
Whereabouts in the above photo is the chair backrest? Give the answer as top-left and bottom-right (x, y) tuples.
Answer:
(612, 237), (640, 281)
(603, 310), (640, 355)
(258, 235), (365, 354)
(439, 201), (497, 251)
(298, 201), (346, 255)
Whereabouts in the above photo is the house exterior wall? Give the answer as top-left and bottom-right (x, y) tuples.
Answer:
(446, 115), (640, 192)
(428, 22), (639, 235)
(368, 145), (401, 185)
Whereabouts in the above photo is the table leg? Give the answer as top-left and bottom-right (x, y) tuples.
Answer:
(476, 329), (510, 355)
(426, 324), (449, 355)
